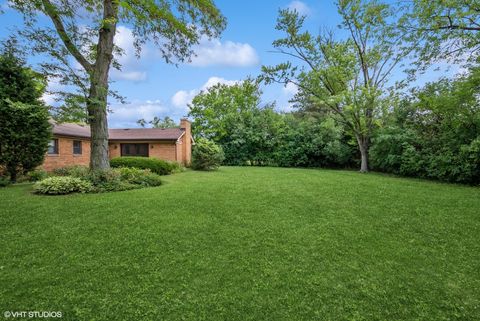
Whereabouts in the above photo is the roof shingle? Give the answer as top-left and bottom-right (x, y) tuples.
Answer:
(51, 122), (184, 141)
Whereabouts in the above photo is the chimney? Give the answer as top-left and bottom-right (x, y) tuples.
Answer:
(180, 118), (191, 133)
(179, 118), (192, 165)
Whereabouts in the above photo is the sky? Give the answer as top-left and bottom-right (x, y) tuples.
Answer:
(0, 0), (454, 128)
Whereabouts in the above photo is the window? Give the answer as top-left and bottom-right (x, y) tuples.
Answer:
(47, 139), (58, 155)
(73, 140), (82, 155)
(120, 143), (149, 157)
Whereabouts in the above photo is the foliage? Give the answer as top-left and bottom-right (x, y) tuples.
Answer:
(370, 68), (480, 184)
(110, 157), (177, 175)
(399, 0), (480, 70)
(191, 138), (225, 170)
(0, 176), (10, 187)
(0, 50), (51, 182)
(37, 166), (163, 194)
(137, 116), (177, 129)
(117, 167), (162, 187)
(275, 115), (355, 168)
(262, 1), (410, 171)
(189, 79), (284, 165)
(51, 166), (135, 192)
(33, 176), (93, 195)
(27, 169), (49, 182)
(53, 165), (90, 178)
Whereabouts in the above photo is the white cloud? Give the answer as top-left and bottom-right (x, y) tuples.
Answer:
(108, 99), (168, 128)
(171, 77), (240, 109)
(110, 26), (149, 82)
(112, 70), (147, 81)
(41, 77), (64, 106)
(277, 82), (299, 112)
(190, 37), (259, 67)
(282, 82), (298, 96)
(202, 76), (239, 89)
(287, 1), (311, 16)
(171, 91), (192, 109)
(42, 92), (56, 105)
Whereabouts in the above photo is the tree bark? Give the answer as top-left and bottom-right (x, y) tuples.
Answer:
(356, 134), (369, 173)
(87, 0), (118, 170)
(87, 82), (110, 170)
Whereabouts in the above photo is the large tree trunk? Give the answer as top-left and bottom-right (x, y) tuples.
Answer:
(356, 134), (369, 173)
(87, 0), (118, 170)
(87, 82), (110, 170)
(41, 0), (118, 170)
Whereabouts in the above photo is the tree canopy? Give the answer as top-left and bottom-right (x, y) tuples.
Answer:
(0, 49), (51, 182)
(262, 0), (409, 171)
(400, 0), (480, 69)
(8, 0), (226, 170)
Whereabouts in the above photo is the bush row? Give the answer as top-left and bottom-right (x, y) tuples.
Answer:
(110, 157), (181, 175)
(33, 166), (162, 195)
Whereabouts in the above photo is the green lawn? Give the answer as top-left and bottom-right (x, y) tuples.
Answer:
(1, 167), (479, 320)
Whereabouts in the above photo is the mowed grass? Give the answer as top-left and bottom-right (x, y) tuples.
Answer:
(1, 167), (479, 321)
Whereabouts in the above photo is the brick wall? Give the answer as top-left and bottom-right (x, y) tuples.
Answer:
(180, 119), (192, 165)
(108, 141), (177, 162)
(149, 142), (177, 161)
(42, 137), (90, 171)
(108, 143), (121, 158)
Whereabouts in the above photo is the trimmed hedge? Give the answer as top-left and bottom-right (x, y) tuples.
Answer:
(110, 157), (178, 175)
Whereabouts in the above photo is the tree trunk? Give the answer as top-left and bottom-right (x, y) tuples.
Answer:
(356, 134), (369, 173)
(87, 83), (110, 170)
(87, 0), (118, 170)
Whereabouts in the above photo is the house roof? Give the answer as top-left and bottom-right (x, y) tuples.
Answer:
(109, 128), (184, 141)
(52, 122), (185, 141)
(52, 122), (91, 138)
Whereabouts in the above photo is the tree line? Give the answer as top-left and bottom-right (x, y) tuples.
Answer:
(186, 0), (480, 184)
(1, 0), (479, 184)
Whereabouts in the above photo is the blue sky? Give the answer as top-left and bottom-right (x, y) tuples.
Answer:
(0, 0), (453, 128)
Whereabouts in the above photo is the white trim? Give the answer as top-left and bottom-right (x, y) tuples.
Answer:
(176, 131), (185, 143)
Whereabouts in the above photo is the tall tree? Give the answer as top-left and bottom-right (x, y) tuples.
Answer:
(400, 0), (480, 69)
(262, 0), (409, 172)
(8, 0), (226, 170)
(188, 79), (283, 165)
(0, 48), (51, 182)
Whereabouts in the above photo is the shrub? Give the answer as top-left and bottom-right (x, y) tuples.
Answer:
(370, 127), (414, 174)
(0, 176), (10, 187)
(35, 166), (165, 195)
(33, 176), (93, 195)
(83, 169), (136, 192)
(0, 52), (51, 182)
(27, 169), (48, 182)
(191, 138), (224, 170)
(118, 167), (162, 187)
(53, 165), (89, 178)
(110, 157), (176, 175)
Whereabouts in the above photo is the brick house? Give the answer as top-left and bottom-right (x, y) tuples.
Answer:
(42, 119), (193, 171)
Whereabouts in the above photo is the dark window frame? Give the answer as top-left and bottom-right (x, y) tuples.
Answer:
(120, 143), (149, 157)
(47, 139), (59, 155)
(73, 140), (82, 155)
